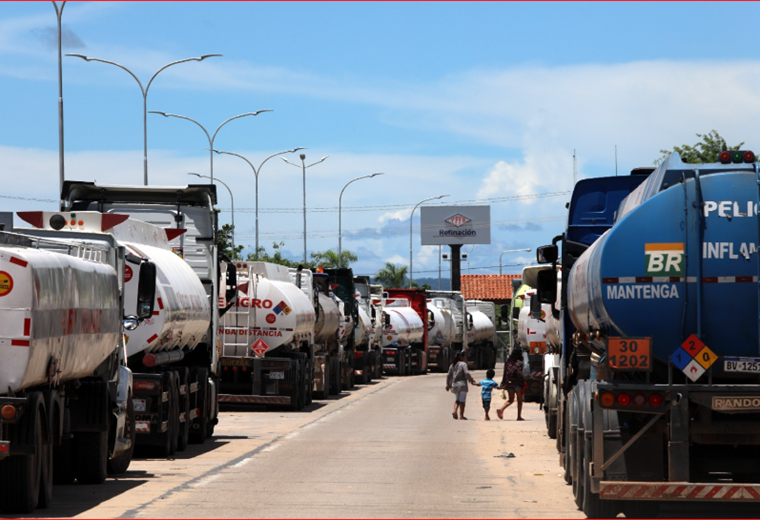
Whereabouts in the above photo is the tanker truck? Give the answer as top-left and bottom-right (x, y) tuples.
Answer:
(218, 262), (315, 410)
(426, 295), (457, 372)
(325, 268), (357, 390)
(354, 276), (380, 384)
(464, 300), (497, 370)
(0, 221), (154, 513)
(382, 289), (427, 375)
(426, 291), (468, 369)
(299, 270), (341, 399)
(514, 276), (553, 402)
(534, 154), (760, 517)
(16, 210), (221, 458)
(60, 181), (232, 449)
(368, 283), (386, 379)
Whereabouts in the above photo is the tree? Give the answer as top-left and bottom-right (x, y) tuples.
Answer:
(246, 242), (316, 269)
(217, 223), (243, 261)
(374, 262), (409, 288)
(310, 249), (358, 269)
(657, 130), (744, 165)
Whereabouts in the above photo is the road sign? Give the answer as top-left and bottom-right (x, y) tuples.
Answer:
(252, 338), (270, 357)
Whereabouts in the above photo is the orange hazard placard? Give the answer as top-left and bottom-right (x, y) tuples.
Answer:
(608, 337), (652, 371)
(529, 341), (547, 355)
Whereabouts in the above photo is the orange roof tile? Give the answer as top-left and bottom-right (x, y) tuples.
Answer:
(461, 274), (522, 301)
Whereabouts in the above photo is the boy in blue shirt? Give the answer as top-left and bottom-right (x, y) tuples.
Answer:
(473, 369), (499, 420)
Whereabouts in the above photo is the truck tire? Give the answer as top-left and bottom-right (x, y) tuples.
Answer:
(108, 395), (135, 474)
(38, 410), (53, 509)
(547, 411), (558, 440)
(75, 430), (108, 484)
(53, 437), (75, 484)
(176, 369), (191, 452)
(189, 368), (208, 445)
(315, 357), (329, 400)
(0, 396), (45, 513)
(168, 373), (179, 456)
(329, 357), (341, 396)
(582, 436), (621, 519)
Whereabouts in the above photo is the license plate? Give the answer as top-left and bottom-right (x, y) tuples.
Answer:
(724, 357), (760, 373)
(133, 399), (146, 412)
(269, 371), (284, 380)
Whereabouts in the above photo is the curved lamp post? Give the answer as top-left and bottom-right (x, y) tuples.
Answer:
(410, 194), (448, 288)
(282, 154), (329, 264)
(213, 147), (305, 258)
(66, 53), (221, 185)
(188, 172), (235, 255)
(499, 248), (532, 275)
(338, 173), (384, 267)
(53, 1), (66, 207)
(150, 110), (272, 181)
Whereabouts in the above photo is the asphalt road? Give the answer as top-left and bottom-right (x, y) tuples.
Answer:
(15, 368), (582, 519)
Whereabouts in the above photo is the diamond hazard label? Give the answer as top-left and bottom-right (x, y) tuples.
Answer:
(682, 334), (705, 357)
(251, 339), (270, 357)
(273, 300), (291, 315)
(684, 358), (706, 382)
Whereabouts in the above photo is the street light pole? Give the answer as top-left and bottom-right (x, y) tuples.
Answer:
(282, 154), (329, 264)
(409, 194), (448, 288)
(150, 110), (272, 181)
(213, 147), (305, 259)
(52, 1), (66, 209)
(499, 248), (532, 275)
(338, 173), (384, 268)
(66, 53), (221, 185)
(188, 172), (235, 255)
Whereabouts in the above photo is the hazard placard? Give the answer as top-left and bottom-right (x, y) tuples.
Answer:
(251, 339), (269, 357)
(608, 337), (652, 371)
(682, 334), (705, 357)
(695, 345), (718, 370)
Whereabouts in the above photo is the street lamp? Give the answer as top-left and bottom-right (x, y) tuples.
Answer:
(213, 147), (305, 259)
(282, 154), (329, 264)
(150, 110), (272, 181)
(66, 52), (221, 185)
(52, 1), (66, 208)
(500, 248), (532, 275)
(409, 194), (448, 288)
(338, 173), (384, 268)
(188, 172), (235, 254)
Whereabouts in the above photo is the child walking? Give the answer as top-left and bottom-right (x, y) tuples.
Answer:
(473, 368), (499, 420)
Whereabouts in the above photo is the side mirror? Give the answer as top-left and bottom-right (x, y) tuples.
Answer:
(384, 313), (390, 327)
(537, 245), (558, 264)
(124, 316), (139, 331)
(136, 262), (156, 320)
(536, 268), (557, 304)
(500, 305), (510, 323)
(530, 294), (542, 320)
(225, 262), (238, 304)
(512, 306), (521, 320)
(467, 313), (474, 331)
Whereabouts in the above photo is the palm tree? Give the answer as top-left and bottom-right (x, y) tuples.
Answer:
(374, 262), (409, 288)
(311, 249), (358, 269)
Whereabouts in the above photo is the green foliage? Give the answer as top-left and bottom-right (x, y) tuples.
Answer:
(374, 262), (409, 288)
(217, 223), (244, 261)
(310, 249), (358, 269)
(657, 130), (744, 165)
(246, 242), (315, 269)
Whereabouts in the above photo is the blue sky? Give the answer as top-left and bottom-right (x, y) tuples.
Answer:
(2, 1), (760, 279)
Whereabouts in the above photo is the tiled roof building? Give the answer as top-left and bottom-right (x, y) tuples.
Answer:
(461, 274), (522, 304)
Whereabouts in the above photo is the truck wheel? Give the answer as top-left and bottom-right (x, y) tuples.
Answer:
(582, 436), (621, 519)
(75, 430), (108, 484)
(189, 368), (208, 444)
(176, 369), (191, 452)
(168, 373), (179, 456)
(108, 396), (135, 474)
(38, 411), (53, 509)
(329, 357), (341, 396)
(53, 437), (75, 484)
(547, 411), (558, 440)
(315, 357), (329, 399)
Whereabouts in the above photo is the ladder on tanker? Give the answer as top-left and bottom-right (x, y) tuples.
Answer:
(222, 305), (252, 358)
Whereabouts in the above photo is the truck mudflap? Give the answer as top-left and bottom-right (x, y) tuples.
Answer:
(217, 394), (290, 405)
(600, 482), (760, 501)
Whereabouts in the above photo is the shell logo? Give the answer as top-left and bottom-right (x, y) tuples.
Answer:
(540, 310), (546, 320)
(445, 214), (471, 227)
(387, 335), (393, 341)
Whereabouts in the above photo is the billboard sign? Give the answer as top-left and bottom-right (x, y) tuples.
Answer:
(420, 205), (491, 245)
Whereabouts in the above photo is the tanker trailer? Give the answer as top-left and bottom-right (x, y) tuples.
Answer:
(369, 284), (386, 379)
(16, 211), (213, 459)
(325, 268), (357, 390)
(541, 266), (561, 439)
(516, 289), (552, 402)
(427, 290), (467, 364)
(381, 295), (425, 376)
(61, 181), (230, 448)
(535, 153), (760, 517)
(426, 296), (456, 372)
(291, 269), (340, 399)
(464, 300), (497, 370)
(218, 262), (315, 410)
(0, 228), (153, 513)
(354, 276), (378, 384)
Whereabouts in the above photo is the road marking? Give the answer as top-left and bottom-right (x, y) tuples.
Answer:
(191, 474), (220, 488)
(232, 458), (253, 468)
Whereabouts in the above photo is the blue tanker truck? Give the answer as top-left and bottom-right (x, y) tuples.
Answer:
(536, 151), (760, 517)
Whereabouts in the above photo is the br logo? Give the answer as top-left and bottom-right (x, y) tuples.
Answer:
(645, 243), (684, 276)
